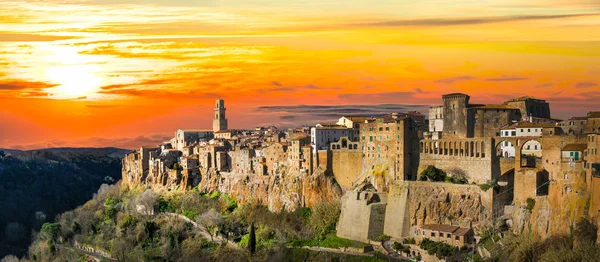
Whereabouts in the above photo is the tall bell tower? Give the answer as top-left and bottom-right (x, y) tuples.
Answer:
(213, 99), (228, 132)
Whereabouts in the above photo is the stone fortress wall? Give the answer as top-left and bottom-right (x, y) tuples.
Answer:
(336, 181), (494, 242)
(418, 137), (494, 183)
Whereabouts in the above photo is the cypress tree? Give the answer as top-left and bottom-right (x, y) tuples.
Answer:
(249, 222), (256, 254)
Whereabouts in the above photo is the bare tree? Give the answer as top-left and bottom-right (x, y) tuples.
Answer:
(1, 255), (23, 262)
(197, 209), (224, 241)
(134, 189), (158, 216)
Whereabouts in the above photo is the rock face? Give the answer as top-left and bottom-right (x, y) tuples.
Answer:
(385, 182), (494, 238)
(337, 181), (494, 242)
(511, 170), (590, 238)
(202, 166), (343, 212)
(123, 153), (343, 212)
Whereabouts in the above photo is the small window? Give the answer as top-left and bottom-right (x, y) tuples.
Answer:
(431, 232), (435, 237)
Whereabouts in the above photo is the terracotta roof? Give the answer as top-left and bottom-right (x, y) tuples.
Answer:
(453, 228), (473, 236)
(315, 124), (348, 129)
(562, 144), (587, 152)
(515, 122), (559, 128)
(505, 121), (558, 129)
(179, 129), (212, 133)
(341, 116), (372, 122)
(567, 116), (588, 121)
(421, 224), (460, 233)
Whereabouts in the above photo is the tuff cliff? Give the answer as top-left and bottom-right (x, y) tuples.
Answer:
(336, 181), (495, 242)
(122, 153), (343, 212)
(197, 167), (343, 212)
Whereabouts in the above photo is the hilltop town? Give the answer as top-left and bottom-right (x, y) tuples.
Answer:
(122, 94), (600, 260)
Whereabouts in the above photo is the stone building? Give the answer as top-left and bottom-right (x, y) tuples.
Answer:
(442, 93), (472, 138)
(336, 116), (368, 139)
(213, 99), (228, 132)
(434, 93), (556, 139)
(358, 113), (419, 181)
(174, 129), (213, 151)
(264, 142), (288, 174)
(289, 134), (310, 171)
(417, 224), (474, 247)
(585, 112), (600, 220)
(471, 105), (521, 137)
(504, 96), (551, 119)
(428, 105), (444, 139)
(560, 116), (588, 135)
(311, 124), (352, 153)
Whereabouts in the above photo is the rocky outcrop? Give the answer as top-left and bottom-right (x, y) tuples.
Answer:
(393, 182), (493, 232)
(196, 165), (343, 212)
(123, 154), (343, 212)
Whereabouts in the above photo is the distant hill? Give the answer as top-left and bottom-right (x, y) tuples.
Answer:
(0, 149), (123, 258)
(0, 147), (131, 158)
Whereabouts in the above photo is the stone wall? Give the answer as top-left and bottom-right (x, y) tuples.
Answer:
(338, 181), (493, 243)
(336, 191), (387, 242)
(331, 149), (363, 190)
(384, 182), (493, 239)
(418, 138), (494, 183)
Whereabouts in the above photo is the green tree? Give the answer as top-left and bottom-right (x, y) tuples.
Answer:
(249, 222), (256, 255)
(39, 223), (61, 241)
(311, 201), (341, 237)
(419, 166), (446, 182)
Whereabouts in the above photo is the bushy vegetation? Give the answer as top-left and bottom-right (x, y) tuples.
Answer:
(20, 183), (348, 261)
(0, 150), (122, 258)
(419, 238), (457, 259)
(479, 180), (500, 192)
(419, 166), (447, 182)
(419, 166), (467, 184)
(486, 217), (600, 262)
(526, 198), (536, 212)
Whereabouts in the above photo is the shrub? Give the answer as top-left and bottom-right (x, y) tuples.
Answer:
(209, 191), (221, 199)
(404, 238), (416, 245)
(419, 166), (447, 182)
(479, 180), (499, 192)
(311, 201), (341, 237)
(157, 196), (176, 212)
(526, 198), (536, 212)
(419, 238), (457, 259)
(393, 241), (410, 254)
(39, 223), (61, 241)
(371, 234), (391, 242)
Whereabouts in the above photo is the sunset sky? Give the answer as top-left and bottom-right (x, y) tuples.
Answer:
(1, 0), (599, 149)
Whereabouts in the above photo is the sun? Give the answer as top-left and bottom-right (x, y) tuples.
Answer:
(41, 45), (104, 99)
(45, 65), (102, 99)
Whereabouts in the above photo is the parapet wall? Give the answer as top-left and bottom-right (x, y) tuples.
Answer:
(419, 138), (494, 183)
(331, 150), (363, 190)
